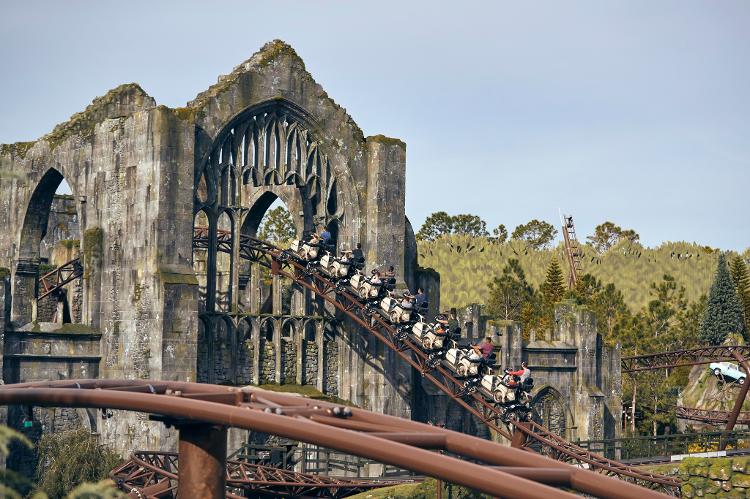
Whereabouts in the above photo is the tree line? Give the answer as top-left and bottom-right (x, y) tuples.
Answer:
(415, 211), (641, 252)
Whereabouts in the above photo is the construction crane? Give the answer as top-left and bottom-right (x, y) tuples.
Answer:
(560, 213), (583, 290)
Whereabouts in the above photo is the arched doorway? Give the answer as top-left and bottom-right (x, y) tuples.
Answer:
(532, 387), (570, 438)
(13, 169), (81, 325)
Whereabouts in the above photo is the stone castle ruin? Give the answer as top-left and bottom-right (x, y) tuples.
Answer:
(0, 41), (620, 462)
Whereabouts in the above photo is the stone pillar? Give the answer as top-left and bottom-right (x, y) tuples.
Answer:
(295, 324), (304, 385)
(249, 264), (261, 314)
(11, 258), (38, 326)
(365, 136), (406, 280)
(316, 321), (324, 392)
(252, 319), (261, 384)
(82, 227), (103, 330)
(271, 274), (282, 314)
(498, 321), (523, 369)
(0, 273), (8, 388)
(273, 318), (282, 384)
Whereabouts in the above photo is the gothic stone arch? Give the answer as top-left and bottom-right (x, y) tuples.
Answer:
(532, 386), (573, 438)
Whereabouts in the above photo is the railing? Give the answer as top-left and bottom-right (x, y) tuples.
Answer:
(576, 429), (750, 462)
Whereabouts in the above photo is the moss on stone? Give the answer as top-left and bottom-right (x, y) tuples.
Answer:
(52, 323), (96, 334)
(58, 239), (80, 250)
(0, 141), (36, 159)
(256, 39), (303, 68)
(189, 40), (304, 110)
(708, 458), (732, 480)
(367, 134), (406, 148)
(43, 83), (152, 151)
(158, 268), (198, 285)
(173, 106), (199, 123)
(82, 227), (103, 278)
(0, 267), (10, 279)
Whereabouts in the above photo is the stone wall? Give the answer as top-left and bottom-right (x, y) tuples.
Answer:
(324, 340), (339, 396)
(679, 456), (750, 498)
(304, 342), (318, 385)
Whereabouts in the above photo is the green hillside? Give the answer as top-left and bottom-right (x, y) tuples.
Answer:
(418, 235), (748, 311)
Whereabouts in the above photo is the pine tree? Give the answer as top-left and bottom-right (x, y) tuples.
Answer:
(700, 254), (747, 344)
(730, 256), (750, 334)
(541, 257), (566, 305)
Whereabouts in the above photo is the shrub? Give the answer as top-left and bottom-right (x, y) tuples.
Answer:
(36, 429), (122, 499)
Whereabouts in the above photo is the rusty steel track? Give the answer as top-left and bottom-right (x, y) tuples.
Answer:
(111, 451), (413, 498)
(675, 406), (750, 426)
(191, 232), (680, 494)
(0, 379), (676, 498)
(622, 346), (750, 373)
(37, 257), (83, 300)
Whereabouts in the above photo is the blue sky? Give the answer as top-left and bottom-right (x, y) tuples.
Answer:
(1, 1), (747, 250)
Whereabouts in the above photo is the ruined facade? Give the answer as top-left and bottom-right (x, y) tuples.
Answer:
(0, 40), (618, 464)
(0, 41), (435, 455)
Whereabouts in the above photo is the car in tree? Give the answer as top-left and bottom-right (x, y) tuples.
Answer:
(709, 362), (746, 384)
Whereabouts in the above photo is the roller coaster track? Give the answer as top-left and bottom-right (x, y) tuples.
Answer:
(622, 346), (750, 373)
(111, 451), (412, 498)
(0, 379), (674, 499)
(674, 406), (750, 426)
(192, 231), (680, 494)
(37, 257), (83, 300)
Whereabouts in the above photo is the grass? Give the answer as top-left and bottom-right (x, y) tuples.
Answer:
(347, 478), (487, 499)
(254, 383), (358, 407)
(418, 235), (748, 311)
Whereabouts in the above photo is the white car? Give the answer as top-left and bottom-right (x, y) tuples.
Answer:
(709, 362), (746, 384)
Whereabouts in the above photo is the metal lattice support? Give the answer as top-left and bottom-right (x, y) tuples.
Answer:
(111, 451), (413, 498)
(675, 406), (750, 426)
(561, 214), (583, 290)
(37, 257), (83, 300)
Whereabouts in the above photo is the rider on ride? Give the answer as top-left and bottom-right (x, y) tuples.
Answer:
(471, 337), (495, 366)
(400, 291), (414, 310)
(505, 361), (530, 387)
(369, 269), (383, 285)
(319, 228), (333, 254)
(352, 243), (365, 269)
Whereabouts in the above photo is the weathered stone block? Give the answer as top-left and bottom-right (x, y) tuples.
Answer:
(709, 459), (732, 480)
(732, 473), (750, 488)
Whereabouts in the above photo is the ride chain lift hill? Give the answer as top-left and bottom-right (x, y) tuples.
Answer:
(1, 40), (748, 498)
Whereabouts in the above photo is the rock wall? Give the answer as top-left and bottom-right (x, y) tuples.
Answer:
(679, 456), (750, 498)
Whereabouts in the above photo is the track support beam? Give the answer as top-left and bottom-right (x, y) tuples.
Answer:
(722, 351), (750, 449)
(177, 423), (227, 499)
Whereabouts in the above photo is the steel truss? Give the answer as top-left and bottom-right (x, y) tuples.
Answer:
(111, 451), (412, 498)
(622, 346), (750, 373)
(37, 257), (83, 300)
